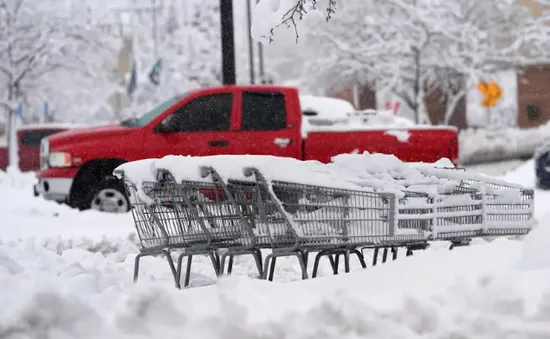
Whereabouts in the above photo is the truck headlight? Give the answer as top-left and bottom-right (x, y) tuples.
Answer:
(49, 152), (72, 167)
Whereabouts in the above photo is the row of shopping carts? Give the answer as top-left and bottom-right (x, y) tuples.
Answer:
(116, 162), (535, 288)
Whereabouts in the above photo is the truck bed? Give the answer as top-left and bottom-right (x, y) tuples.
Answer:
(304, 126), (458, 164)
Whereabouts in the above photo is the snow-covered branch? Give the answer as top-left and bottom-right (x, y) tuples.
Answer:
(251, 0), (337, 43)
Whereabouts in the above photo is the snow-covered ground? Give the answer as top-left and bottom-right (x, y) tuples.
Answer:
(465, 159), (525, 177)
(2, 160), (550, 338)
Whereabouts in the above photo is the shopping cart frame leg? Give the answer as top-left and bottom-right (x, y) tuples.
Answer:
(262, 251), (308, 281)
(133, 249), (179, 289)
(219, 249), (263, 278)
(312, 248), (367, 278)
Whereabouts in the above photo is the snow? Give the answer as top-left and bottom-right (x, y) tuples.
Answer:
(301, 104), (457, 137)
(116, 153), (470, 201)
(117, 155), (369, 192)
(299, 95), (355, 126)
(251, 0), (322, 44)
(2, 156), (550, 337)
(3, 235), (548, 338)
(465, 159), (525, 177)
(298, 95), (433, 140)
(459, 123), (550, 165)
(384, 129), (411, 143)
(355, 110), (416, 128)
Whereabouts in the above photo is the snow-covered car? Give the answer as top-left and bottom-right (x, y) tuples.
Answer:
(535, 142), (550, 189)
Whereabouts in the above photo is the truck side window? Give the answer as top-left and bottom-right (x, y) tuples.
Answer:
(21, 130), (62, 146)
(242, 91), (286, 131)
(168, 93), (232, 132)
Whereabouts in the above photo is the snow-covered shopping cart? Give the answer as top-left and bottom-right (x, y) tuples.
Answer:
(115, 153), (535, 288)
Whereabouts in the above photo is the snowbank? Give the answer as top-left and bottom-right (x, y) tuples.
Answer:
(1, 162), (550, 337)
(459, 124), (550, 165)
(2, 227), (550, 338)
(0, 168), (136, 241)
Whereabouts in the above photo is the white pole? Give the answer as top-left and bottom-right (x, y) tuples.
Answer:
(152, 0), (159, 60)
(65, 0), (72, 16)
(7, 108), (18, 171)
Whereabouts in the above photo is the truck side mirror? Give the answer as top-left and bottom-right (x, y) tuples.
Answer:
(153, 117), (175, 133)
(153, 122), (172, 133)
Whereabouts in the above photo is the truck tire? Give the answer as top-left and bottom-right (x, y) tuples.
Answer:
(85, 177), (130, 213)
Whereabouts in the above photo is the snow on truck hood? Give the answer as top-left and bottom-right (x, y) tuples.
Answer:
(47, 125), (136, 146)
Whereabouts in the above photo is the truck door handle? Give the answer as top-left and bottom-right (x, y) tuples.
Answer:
(274, 138), (291, 148)
(208, 140), (229, 147)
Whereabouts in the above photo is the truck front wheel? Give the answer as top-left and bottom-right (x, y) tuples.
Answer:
(86, 177), (129, 213)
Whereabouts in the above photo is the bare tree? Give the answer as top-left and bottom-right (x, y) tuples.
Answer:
(302, 0), (437, 123)
(300, 0), (550, 125)
(128, 0), (223, 113)
(0, 0), (118, 169)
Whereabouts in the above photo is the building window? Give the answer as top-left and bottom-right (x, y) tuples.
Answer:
(527, 104), (540, 121)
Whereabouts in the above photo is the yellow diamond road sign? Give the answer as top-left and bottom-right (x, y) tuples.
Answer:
(477, 79), (503, 108)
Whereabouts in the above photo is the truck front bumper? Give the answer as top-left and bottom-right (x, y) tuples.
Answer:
(35, 167), (78, 202)
(34, 178), (73, 202)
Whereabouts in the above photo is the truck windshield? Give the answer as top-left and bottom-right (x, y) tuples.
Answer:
(120, 94), (185, 127)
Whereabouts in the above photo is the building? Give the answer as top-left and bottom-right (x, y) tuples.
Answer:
(326, 0), (550, 129)
(328, 85), (467, 128)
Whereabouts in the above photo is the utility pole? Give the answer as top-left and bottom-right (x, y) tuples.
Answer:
(220, 0), (236, 85)
(152, 0), (159, 60)
(256, 0), (265, 83)
(246, 0), (255, 84)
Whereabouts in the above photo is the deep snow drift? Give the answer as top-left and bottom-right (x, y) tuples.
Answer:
(1, 161), (550, 338)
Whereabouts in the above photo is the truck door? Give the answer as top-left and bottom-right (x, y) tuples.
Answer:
(232, 90), (302, 159)
(146, 92), (237, 158)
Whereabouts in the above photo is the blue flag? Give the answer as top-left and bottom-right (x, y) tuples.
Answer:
(44, 101), (50, 119)
(148, 58), (162, 86)
(16, 102), (23, 120)
(127, 61), (137, 97)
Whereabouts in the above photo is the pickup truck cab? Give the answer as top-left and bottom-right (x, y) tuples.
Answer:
(36, 85), (458, 213)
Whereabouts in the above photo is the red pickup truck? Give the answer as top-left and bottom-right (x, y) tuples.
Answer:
(35, 85), (459, 213)
(0, 124), (78, 172)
